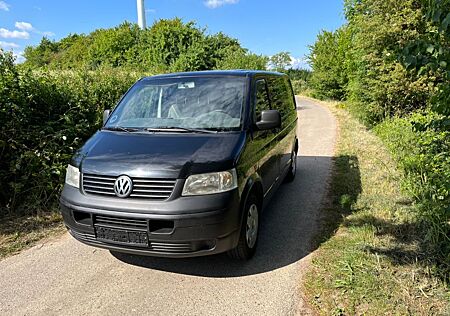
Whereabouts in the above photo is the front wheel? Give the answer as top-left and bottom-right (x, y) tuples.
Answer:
(227, 194), (260, 260)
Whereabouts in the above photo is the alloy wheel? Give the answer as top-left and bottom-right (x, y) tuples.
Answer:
(246, 204), (259, 248)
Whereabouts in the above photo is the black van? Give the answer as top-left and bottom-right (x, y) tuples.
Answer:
(60, 70), (298, 260)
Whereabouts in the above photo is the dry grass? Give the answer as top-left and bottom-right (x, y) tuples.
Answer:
(303, 100), (449, 315)
(0, 212), (65, 259)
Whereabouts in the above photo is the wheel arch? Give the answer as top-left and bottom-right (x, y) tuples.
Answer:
(239, 175), (264, 227)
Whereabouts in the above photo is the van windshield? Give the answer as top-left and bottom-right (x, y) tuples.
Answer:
(105, 76), (246, 131)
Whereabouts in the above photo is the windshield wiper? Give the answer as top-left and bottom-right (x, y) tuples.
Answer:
(102, 126), (141, 133)
(104, 126), (221, 134)
(143, 127), (218, 134)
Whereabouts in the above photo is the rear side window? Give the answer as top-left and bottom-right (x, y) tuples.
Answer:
(267, 76), (297, 127)
(254, 79), (271, 122)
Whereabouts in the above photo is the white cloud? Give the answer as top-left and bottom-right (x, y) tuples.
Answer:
(0, 1), (10, 11)
(145, 8), (156, 13)
(204, 0), (239, 9)
(289, 56), (308, 69)
(15, 21), (33, 31)
(0, 41), (19, 48)
(0, 28), (29, 39)
(13, 21), (55, 37)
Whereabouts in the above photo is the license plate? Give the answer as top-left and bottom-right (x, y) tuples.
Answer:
(95, 226), (148, 247)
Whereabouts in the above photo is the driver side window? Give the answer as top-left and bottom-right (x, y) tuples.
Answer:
(121, 86), (158, 120)
(255, 79), (271, 122)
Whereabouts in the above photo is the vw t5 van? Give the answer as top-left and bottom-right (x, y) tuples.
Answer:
(60, 70), (298, 260)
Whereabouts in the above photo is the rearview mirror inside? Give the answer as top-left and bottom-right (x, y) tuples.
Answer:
(103, 109), (111, 125)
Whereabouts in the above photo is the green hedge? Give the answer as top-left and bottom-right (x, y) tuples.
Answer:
(23, 19), (268, 73)
(0, 51), (140, 217)
(375, 112), (450, 276)
(308, 0), (450, 277)
(290, 79), (311, 96)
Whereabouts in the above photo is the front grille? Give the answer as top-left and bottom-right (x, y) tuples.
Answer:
(82, 173), (176, 200)
(94, 214), (148, 230)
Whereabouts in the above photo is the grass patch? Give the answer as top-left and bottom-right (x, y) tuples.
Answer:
(0, 212), (65, 259)
(304, 100), (449, 315)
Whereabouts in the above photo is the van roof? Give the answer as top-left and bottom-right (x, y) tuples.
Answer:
(142, 70), (286, 80)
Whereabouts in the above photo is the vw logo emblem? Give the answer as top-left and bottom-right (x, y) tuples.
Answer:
(114, 175), (133, 198)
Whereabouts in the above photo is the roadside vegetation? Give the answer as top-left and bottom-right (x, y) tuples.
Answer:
(21, 19), (268, 72)
(307, 0), (449, 285)
(304, 100), (449, 315)
(285, 68), (312, 96)
(0, 213), (64, 259)
(0, 52), (140, 218)
(0, 52), (139, 255)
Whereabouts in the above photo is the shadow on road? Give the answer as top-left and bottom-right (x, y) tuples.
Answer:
(314, 154), (362, 245)
(111, 155), (360, 278)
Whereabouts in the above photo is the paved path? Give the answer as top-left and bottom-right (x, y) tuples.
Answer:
(0, 97), (336, 316)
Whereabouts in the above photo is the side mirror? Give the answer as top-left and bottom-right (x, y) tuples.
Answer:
(103, 109), (111, 125)
(256, 110), (281, 130)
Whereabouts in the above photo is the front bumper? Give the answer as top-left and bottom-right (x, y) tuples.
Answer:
(60, 185), (241, 258)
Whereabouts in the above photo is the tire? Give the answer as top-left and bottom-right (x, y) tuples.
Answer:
(228, 194), (260, 260)
(284, 151), (297, 183)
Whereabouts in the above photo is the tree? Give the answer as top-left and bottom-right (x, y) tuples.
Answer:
(270, 52), (292, 71)
(344, 0), (432, 122)
(21, 18), (268, 73)
(23, 37), (59, 67)
(216, 47), (268, 70)
(87, 22), (140, 69)
(308, 28), (350, 100)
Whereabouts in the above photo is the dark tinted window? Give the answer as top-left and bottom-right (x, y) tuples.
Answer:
(254, 79), (271, 122)
(267, 76), (296, 127)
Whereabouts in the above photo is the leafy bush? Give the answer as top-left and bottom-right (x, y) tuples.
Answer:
(284, 68), (311, 81)
(22, 19), (268, 73)
(400, 0), (450, 117)
(375, 112), (450, 275)
(273, 69), (311, 95)
(308, 27), (351, 101)
(311, 0), (449, 123)
(290, 79), (310, 95)
(0, 50), (140, 217)
(215, 47), (268, 70)
(343, 0), (434, 123)
(309, 0), (450, 276)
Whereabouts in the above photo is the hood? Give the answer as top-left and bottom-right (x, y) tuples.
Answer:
(72, 130), (246, 179)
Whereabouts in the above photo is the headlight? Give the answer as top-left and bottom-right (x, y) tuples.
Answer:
(65, 164), (80, 188)
(182, 169), (238, 196)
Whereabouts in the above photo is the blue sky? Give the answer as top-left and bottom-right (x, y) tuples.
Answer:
(0, 0), (345, 67)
